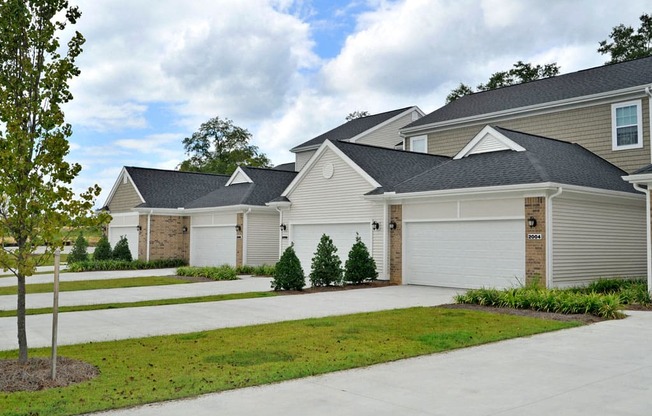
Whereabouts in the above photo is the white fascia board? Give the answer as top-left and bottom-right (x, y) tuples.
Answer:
(103, 167), (146, 208)
(400, 85), (652, 136)
(134, 205), (274, 216)
(623, 173), (652, 184)
(225, 166), (253, 186)
(266, 200), (292, 208)
(454, 125), (525, 159)
(290, 144), (321, 153)
(281, 140), (381, 197)
(349, 106), (424, 143)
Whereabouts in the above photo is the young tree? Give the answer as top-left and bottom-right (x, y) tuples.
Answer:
(309, 234), (343, 287)
(344, 233), (377, 284)
(178, 116), (271, 174)
(112, 236), (133, 262)
(0, 0), (105, 363)
(271, 244), (305, 291)
(598, 13), (652, 63)
(68, 233), (89, 263)
(93, 234), (112, 261)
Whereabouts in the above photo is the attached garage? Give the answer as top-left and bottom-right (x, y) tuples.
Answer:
(190, 226), (236, 266)
(291, 223), (372, 275)
(108, 212), (140, 260)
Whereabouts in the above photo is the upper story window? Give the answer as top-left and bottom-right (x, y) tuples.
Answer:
(410, 135), (428, 153)
(612, 100), (643, 150)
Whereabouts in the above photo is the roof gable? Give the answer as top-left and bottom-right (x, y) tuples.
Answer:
(103, 167), (145, 209)
(454, 125), (525, 159)
(226, 167), (254, 186)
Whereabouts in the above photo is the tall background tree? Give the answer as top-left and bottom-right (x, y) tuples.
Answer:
(179, 116), (271, 174)
(598, 13), (652, 63)
(0, 0), (106, 363)
(345, 110), (369, 121)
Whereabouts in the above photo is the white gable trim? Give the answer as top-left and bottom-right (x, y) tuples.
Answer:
(281, 140), (381, 197)
(103, 167), (145, 208)
(349, 106), (425, 143)
(226, 167), (253, 186)
(454, 126), (526, 159)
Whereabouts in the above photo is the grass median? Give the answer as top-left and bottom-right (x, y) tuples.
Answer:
(0, 306), (579, 416)
(0, 276), (193, 296)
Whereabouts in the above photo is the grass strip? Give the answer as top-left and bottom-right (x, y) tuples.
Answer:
(0, 291), (277, 317)
(0, 276), (192, 296)
(0, 307), (579, 416)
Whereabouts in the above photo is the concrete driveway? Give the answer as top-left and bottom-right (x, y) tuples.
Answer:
(91, 310), (652, 416)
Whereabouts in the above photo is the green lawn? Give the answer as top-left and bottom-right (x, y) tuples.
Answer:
(0, 291), (277, 317)
(0, 307), (579, 416)
(0, 276), (193, 296)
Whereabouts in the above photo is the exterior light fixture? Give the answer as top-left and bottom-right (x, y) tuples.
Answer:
(280, 224), (287, 231)
(528, 217), (537, 228)
(136, 225), (142, 232)
(235, 225), (242, 232)
(371, 221), (380, 230)
(389, 221), (397, 230)
(182, 226), (188, 233)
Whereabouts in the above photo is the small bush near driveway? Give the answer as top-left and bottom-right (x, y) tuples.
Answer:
(344, 233), (377, 284)
(310, 234), (343, 287)
(272, 244), (305, 291)
(67, 233), (89, 263)
(93, 235), (112, 261)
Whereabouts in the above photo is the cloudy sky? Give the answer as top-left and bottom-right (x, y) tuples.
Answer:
(63, 0), (650, 205)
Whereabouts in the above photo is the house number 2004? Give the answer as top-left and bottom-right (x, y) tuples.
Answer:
(527, 234), (542, 240)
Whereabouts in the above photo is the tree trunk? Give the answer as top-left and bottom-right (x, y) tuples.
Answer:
(17, 272), (27, 363)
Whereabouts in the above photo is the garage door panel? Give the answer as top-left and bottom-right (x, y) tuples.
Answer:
(109, 226), (139, 260)
(405, 220), (524, 289)
(190, 226), (236, 266)
(291, 223), (371, 275)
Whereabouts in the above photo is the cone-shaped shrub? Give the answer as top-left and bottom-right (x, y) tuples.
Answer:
(271, 244), (305, 291)
(93, 235), (112, 261)
(310, 234), (342, 287)
(344, 233), (377, 284)
(112, 235), (133, 261)
(68, 233), (89, 263)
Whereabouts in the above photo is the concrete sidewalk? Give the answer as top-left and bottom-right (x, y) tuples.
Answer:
(0, 285), (460, 351)
(91, 311), (652, 416)
(0, 275), (273, 310)
(0, 268), (178, 287)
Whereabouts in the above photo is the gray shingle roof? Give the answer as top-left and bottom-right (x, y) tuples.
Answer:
(291, 107), (414, 152)
(184, 167), (297, 208)
(633, 164), (652, 175)
(272, 162), (296, 171)
(392, 127), (637, 194)
(125, 167), (229, 209)
(405, 56), (652, 129)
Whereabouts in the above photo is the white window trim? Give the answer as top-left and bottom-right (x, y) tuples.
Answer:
(409, 135), (428, 153)
(611, 100), (643, 151)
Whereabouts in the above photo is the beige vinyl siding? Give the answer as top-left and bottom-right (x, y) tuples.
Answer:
(551, 194), (646, 287)
(283, 147), (385, 276)
(295, 150), (315, 171)
(355, 112), (415, 149)
(108, 180), (142, 212)
(426, 98), (651, 173)
(245, 212), (279, 266)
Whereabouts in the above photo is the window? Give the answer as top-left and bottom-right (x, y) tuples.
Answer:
(409, 135), (427, 153)
(612, 100), (643, 150)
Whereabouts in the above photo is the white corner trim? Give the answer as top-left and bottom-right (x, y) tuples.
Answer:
(349, 106), (425, 143)
(454, 125), (525, 159)
(103, 167), (145, 209)
(226, 167), (254, 186)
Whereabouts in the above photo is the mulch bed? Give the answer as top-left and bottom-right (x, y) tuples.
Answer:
(278, 280), (391, 295)
(0, 356), (98, 392)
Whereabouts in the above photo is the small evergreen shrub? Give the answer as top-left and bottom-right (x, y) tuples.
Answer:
(93, 235), (113, 261)
(309, 234), (343, 287)
(176, 265), (238, 281)
(344, 233), (377, 284)
(272, 244), (305, 291)
(112, 235), (133, 262)
(68, 233), (89, 263)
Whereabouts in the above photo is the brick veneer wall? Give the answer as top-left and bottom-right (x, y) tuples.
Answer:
(236, 213), (244, 267)
(525, 197), (546, 287)
(139, 215), (190, 262)
(389, 205), (402, 284)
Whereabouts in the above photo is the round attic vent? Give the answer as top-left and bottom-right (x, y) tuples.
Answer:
(322, 162), (334, 179)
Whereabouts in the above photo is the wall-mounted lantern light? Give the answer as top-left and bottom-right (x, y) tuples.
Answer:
(389, 221), (397, 230)
(371, 221), (380, 231)
(235, 225), (242, 232)
(528, 217), (537, 228)
(136, 225), (142, 232)
(182, 226), (188, 233)
(280, 223), (287, 231)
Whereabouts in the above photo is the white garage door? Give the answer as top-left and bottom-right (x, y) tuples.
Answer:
(404, 220), (524, 289)
(109, 226), (139, 260)
(190, 226), (236, 266)
(292, 223), (371, 276)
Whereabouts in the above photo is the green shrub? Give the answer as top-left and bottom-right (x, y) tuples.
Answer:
(235, 265), (255, 275)
(93, 235), (112, 261)
(176, 265), (238, 281)
(68, 233), (89, 263)
(272, 244), (305, 291)
(253, 264), (275, 276)
(344, 233), (377, 284)
(310, 234), (343, 287)
(67, 258), (186, 272)
(112, 235), (133, 262)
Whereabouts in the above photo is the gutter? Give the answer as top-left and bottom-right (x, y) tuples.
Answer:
(546, 188), (562, 288)
(146, 210), (152, 262)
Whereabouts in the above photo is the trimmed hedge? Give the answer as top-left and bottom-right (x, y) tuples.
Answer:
(176, 265), (238, 281)
(235, 264), (276, 276)
(67, 258), (187, 272)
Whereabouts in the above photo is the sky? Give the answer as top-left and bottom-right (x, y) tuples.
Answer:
(61, 0), (651, 206)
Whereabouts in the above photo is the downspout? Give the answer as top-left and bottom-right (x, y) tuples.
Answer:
(146, 210), (152, 262)
(243, 208), (251, 265)
(646, 86), (652, 163)
(546, 187), (562, 288)
(633, 183), (651, 295)
(383, 200), (389, 280)
(275, 206), (284, 258)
